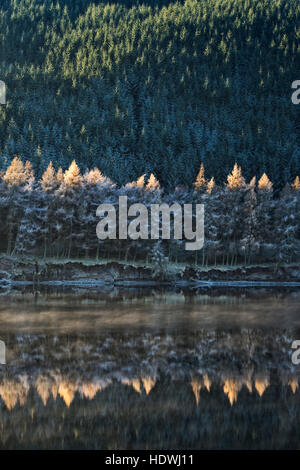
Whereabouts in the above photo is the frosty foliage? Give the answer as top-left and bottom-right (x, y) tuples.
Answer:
(0, 158), (299, 265)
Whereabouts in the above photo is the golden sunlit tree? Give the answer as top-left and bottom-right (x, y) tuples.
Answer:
(126, 174), (146, 188)
(258, 173), (273, 191)
(56, 167), (64, 185)
(206, 177), (215, 194)
(24, 160), (34, 183)
(40, 162), (57, 192)
(226, 163), (245, 190)
(84, 168), (106, 185)
(3, 156), (26, 187)
(292, 176), (300, 191)
(194, 163), (206, 190)
(64, 160), (82, 187)
(146, 173), (160, 190)
(136, 174), (146, 188)
(249, 176), (256, 188)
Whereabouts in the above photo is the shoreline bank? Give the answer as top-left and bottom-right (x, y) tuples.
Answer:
(0, 255), (300, 287)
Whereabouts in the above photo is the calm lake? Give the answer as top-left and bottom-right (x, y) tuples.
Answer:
(0, 286), (300, 450)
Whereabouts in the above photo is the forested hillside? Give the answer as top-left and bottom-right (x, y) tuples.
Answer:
(0, 0), (299, 190)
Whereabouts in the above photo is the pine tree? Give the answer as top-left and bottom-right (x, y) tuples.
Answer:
(149, 241), (169, 280)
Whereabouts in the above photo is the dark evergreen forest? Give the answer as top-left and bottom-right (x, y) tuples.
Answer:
(0, 0), (299, 190)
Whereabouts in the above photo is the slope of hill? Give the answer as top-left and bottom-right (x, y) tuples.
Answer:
(0, 0), (299, 189)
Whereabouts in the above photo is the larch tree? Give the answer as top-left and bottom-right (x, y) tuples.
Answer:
(81, 169), (114, 259)
(40, 162), (58, 193)
(226, 164), (246, 190)
(53, 161), (83, 258)
(84, 168), (108, 186)
(258, 173), (273, 192)
(3, 156), (26, 187)
(194, 163), (206, 191)
(223, 164), (246, 264)
(24, 160), (34, 184)
(64, 160), (82, 188)
(126, 174), (146, 189)
(39, 162), (60, 257)
(3, 157), (27, 254)
(146, 174), (160, 191)
(206, 177), (215, 194)
(292, 176), (300, 191)
(56, 167), (64, 185)
(256, 173), (275, 258)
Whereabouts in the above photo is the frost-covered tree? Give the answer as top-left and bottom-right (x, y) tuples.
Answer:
(275, 184), (299, 264)
(255, 173), (275, 259)
(240, 182), (259, 264)
(40, 162), (58, 193)
(222, 165), (246, 264)
(202, 184), (222, 265)
(149, 241), (169, 280)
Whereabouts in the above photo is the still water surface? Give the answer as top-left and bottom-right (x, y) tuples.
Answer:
(0, 286), (300, 449)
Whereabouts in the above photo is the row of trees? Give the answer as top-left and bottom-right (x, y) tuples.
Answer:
(0, 156), (299, 265)
(0, 0), (299, 190)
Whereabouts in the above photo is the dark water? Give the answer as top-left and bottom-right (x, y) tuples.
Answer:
(0, 286), (300, 449)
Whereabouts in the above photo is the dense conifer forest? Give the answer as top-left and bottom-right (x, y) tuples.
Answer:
(0, 0), (299, 190)
(0, 0), (299, 266)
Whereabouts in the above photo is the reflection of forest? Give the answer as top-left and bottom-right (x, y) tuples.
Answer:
(0, 329), (299, 410)
(1, 370), (300, 449)
(0, 369), (298, 412)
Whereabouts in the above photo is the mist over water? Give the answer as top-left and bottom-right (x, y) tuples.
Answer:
(0, 287), (300, 449)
